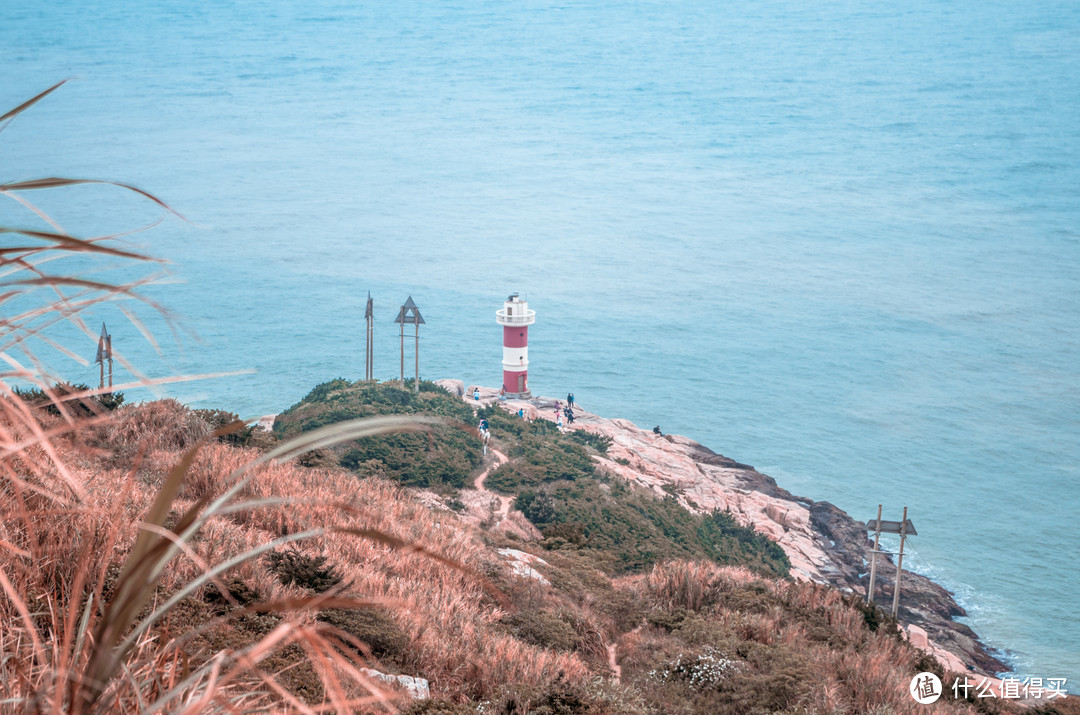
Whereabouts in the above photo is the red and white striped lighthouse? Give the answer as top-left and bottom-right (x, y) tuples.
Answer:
(496, 293), (535, 397)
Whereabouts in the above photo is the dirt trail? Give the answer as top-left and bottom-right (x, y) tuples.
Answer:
(607, 623), (644, 684)
(474, 448), (512, 524)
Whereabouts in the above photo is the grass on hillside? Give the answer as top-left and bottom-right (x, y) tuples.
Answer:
(275, 379), (483, 490)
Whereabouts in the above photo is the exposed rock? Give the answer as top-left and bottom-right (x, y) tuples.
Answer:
(497, 548), (550, 584)
(360, 668), (430, 699)
(433, 379), (464, 397)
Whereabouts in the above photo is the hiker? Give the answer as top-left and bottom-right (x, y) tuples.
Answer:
(480, 418), (489, 432)
(517, 408), (524, 419)
(567, 393), (574, 408)
(567, 411), (575, 424)
(473, 388), (480, 401)
(557, 414), (563, 430)
(653, 425), (662, 436)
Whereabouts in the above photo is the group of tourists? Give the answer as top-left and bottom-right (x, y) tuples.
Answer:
(492, 389), (580, 432)
(478, 417), (490, 454)
(553, 393), (577, 430)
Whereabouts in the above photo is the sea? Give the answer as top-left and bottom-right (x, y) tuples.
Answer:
(2, 0), (1078, 689)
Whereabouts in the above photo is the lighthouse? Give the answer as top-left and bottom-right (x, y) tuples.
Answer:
(496, 293), (535, 397)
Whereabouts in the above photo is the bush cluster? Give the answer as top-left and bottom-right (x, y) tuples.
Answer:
(647, 647), (744, 689)
(274, 379), (483, 490)
(316, 608), (410, 666)
(265, 548), (343, 592)
(516, 479), (789, 577)
(13, 382), (124, 415)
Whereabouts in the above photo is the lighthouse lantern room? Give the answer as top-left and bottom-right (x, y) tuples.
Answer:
(496, 293), (535, 397)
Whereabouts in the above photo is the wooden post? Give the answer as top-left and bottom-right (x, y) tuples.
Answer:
(414, 323), (420, 393)
(365, 293), (374, 381)
(891, 506), (908, 619)
(106, 334), (112, 388)
(399, 320), (405, 384)
(867, 504), (882, 604)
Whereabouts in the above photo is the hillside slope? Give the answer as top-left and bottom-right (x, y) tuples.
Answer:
(3, 384), (1073, 713)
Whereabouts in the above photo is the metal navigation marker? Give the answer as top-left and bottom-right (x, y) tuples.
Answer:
(865, 519), (917, 536)
(865, 505), (915, 619)
(95, 322), (112, 390)
(394, 296), (425, 324)
(394, 296), (424, 392)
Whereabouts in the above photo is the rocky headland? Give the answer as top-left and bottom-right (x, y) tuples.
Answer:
(436, 380), (1008, 681)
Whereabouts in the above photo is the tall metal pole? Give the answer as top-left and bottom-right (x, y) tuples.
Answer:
(106, 334), (113, 388)
(892, 506), (908, 619)
(867, 504), (882, 604)
(414, 323), (420, 393)
(399, 321), (405, 384)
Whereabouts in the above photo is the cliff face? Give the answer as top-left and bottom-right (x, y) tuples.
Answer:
(439, 381), (1007, 677)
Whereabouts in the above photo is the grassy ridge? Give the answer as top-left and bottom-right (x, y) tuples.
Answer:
(274, 379), (483, 490)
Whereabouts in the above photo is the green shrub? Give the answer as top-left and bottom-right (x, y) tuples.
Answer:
(566, 429), (612, 454)
(499, 611), (579, 653)
(266, 548), (343, 593)
(203, 577), (261, 615)
(400, 700), (477, 715)
(192, 408), (254, 446)
(275, 379), (483, 490)
(646, 608), (693, 633)
(492, 679), (592, 715)
(13, 382), (124, 416)
(846, 593), (898, 635)
(517, 480), (789, 577)
(317, 608), (410, 665)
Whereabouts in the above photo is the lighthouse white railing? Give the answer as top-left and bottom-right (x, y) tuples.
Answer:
(496, 309), (535, 326)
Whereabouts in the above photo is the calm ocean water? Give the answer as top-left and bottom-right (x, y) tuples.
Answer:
(3, 0), (1078, 686)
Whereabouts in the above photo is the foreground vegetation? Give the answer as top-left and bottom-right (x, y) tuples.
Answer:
(6, 393), (1078, 712)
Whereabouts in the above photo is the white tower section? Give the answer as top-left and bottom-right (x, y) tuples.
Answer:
(496, 293), (535, 396)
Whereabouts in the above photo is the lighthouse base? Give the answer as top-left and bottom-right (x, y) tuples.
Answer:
(502, 390), (531, 399)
